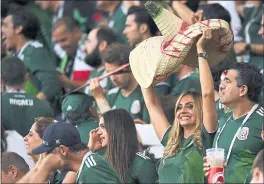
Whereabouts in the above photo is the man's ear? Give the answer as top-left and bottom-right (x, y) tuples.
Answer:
(239, 85), (248, 97)
(14, 25), (23, 35)
(8, 165), (18, 178)
(60, 145), (69, 157)
(98, 40), (107, 52)
(139, 24), (148, 34)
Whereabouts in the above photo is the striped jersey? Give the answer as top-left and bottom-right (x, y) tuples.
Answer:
(76, 151), (120, 184)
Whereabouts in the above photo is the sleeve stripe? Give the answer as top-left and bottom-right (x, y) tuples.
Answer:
(85, 160), (91, 168)
(258, 108), (264, 113)
(87, 156), (95, 167)
(256, 111), (264, 116)
(89, 155), (97, 166)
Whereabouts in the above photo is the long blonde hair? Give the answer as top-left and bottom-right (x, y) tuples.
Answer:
(163, 90), (203, 158)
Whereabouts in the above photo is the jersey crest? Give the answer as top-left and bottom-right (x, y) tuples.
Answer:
(131, 100), (141, 114)
(237, 127), (249, 141)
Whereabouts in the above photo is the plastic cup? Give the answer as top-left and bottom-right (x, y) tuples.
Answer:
(206, 148), (225, 184)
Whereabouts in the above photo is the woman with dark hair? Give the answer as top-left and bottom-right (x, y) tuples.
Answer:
(23, 117), (66, 184)
(89, 108), (158, 184)
(24, 117), (55, 161)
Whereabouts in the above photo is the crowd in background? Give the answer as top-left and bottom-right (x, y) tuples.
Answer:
(1, 0), (264, 183)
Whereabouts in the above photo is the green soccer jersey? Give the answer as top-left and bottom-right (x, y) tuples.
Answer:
(158, 126), (215, 183)
(2, 92), (54, 137)
(170, 72), (201, 97)
(129, 152), (158, 183)
(76, 151), (120, 184)
(16, 41), (60, 101)
(85, 67), (114, 95)
(108, 2), (127, 43)
(213, 105), (264, 183)
(154, 75), (176, 96)
(106, 86), (150, 124)
(75, 118), (98, 144)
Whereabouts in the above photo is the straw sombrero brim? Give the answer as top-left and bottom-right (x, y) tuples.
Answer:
(130, 36), (182, 88)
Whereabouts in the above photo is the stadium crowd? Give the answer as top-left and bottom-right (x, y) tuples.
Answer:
(1, 0), (263, 183)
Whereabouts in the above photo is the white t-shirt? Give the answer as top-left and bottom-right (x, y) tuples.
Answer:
(136, 124), (164, 159)
(5, 130), (35, 169)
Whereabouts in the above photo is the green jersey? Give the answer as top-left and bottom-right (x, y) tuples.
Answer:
(243, 4), (264, 69)
(155, 75), (176, 96)
(76, 151), (120, 184)
(2, 92), (54, 137)
(85, 67), (114, 95)
(213, 105), (264, 183)
(106, 86), (150, 124)
(16, 41), (60, 101)
(75, 118), (98, 144)
(129, 152), (158, 183)
(159, 126), (215, 183)
(108, 2), (127, 43)
(170, 72), (201, 97)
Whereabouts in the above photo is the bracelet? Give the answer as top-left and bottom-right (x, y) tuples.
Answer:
(197, 53), (208, 60)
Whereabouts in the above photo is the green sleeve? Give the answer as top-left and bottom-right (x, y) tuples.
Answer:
(48, 171), (67, 184)
(34, 70), (60, 100)
(161, 126), (172, 146)
(137, 159), (158, 184)
(79, 155), (120, 183)
(202, 125), (216, 150)
(243, 6), (255, 22)
(28, 48), (60, 100)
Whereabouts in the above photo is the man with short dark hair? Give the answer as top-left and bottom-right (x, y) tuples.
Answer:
(210, 62), (264, 183)
(90, 43), (150, 124)
(28, 122), (120, 183)
(251, 149), (264, 184)
(123, 5), (158, 47)
(52, 17), (93, 90)
(1, 56), (54, 136)
(123, 6), (175, 96)
(84, 26), (118, 94)
(1, 152), (29, 183)
(1, 8), (60, 103)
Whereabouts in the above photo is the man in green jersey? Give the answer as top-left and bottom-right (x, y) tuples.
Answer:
(84, 26), (118, 95)
(90, 43), (150, 124)
(29, 122), (120, 183)
(1, 9), (60, 104)
(62, 92), (98, 144)
(1, 56), (54, 137)
(206, 63), (264, 183)
(52, 17), (93, 90)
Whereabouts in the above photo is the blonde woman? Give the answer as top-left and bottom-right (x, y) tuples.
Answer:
(141, 28), (218, 183)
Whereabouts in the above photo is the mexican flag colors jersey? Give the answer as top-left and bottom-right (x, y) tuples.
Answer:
(158, 126), (215, 183)
(213, 105), (264, 183)
(76, 151), (120, 184)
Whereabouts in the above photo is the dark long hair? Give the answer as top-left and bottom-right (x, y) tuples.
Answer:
(103, 109), (138, 183)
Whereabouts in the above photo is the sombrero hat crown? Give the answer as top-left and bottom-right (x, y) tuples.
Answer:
(129, 1), (234, 88)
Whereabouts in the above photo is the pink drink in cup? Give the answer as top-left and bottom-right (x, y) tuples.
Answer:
(206, 148), (225, 184)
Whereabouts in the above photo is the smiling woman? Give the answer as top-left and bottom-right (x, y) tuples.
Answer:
(141, 28), (218, 183)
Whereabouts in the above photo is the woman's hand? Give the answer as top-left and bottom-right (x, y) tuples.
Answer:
(88, 128), (102, 151)
(196, 28), (212, 52)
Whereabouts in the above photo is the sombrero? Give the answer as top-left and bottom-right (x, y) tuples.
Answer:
(129, 1), (234, 88)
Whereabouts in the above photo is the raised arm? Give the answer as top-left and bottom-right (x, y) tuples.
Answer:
(141, 87), (170, 140)
(90, 77), (111, 114)
(196, 28), (218, 133)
